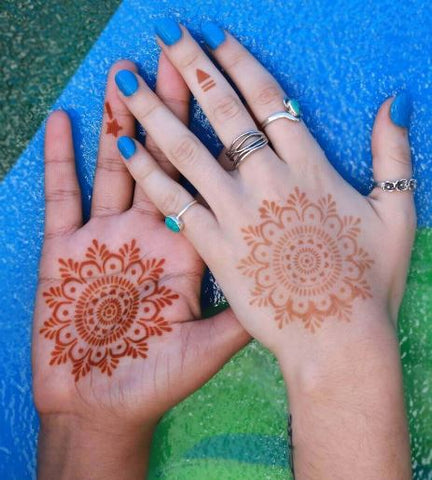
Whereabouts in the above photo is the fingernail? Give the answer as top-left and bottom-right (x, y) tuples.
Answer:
(202, 22), (226, 49)
(154, 18), (182, 46)
(117, 136), (136, 160)
(115, 70), (139, 97)
(390, 91), (412, 129)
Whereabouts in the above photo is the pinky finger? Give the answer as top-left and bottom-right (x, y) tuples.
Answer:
(44, 111), (82, 239)
(117, 136), (221, 257)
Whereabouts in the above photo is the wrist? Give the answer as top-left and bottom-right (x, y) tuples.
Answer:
(37, 413), (155, 480)
(275, 307), (399, 389)
(277, 311), (411, 479)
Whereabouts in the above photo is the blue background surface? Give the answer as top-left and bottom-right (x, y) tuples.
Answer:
(0, 0), (431, 478)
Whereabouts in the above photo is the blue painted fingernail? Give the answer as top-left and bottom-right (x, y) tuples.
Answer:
(154, 18), (182, 46)
(390, 91), (412, 129)
(117, 136), (136, 160)
(115, 70), (138, 97)
(202, 22), (226, 49)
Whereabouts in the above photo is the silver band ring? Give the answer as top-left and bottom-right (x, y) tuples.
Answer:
(226, 130), (269, 169)
(165, 200), (198, 233)
(373, 178), (417, 192)
(260, 97), (302, 129)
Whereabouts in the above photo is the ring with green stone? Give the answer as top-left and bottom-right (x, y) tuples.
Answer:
(164, 200), (198, 233)
(260, 97), (302, 129)
(283, 97), (302, 119)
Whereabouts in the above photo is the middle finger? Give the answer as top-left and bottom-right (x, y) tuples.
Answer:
(154, 19), (281, 177)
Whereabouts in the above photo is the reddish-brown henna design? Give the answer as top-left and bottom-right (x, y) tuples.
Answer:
(238, 188), (373, 332)
(196, 69), (216, 92)
(105, 101), (122, 137)
(40, 239), (178, 381)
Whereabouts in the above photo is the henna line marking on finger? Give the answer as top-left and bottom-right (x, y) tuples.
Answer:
(40, 239), (178, 381)
(196, 69), (216, 92)
(105, 101), (123, 137)
(237, 188), (374, 332)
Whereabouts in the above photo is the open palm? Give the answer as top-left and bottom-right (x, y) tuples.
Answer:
(32, 56), (248, 428)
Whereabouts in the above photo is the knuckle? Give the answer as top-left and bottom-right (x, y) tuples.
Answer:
(132, 199), (159, 217)
(178, 48), (201, 69)
(91, 204), (119, 218)
(253, 82), (282, 107)
(160, 95), (189, 111)
(45, 188), (80, 203)
(159, 186), (185, 214)
(169, 135), (200, 167)
(384, 140), (411, 168)
(45, 156), (74, 166)
(224, 49), (248, 70)
(104, 108), (129, 120)
(212, 94), (243, 123)
(134, 162), (156, 185)
(97, 155), (127, 173)
(45, 222), (80, 240)
(139, 100), (162, 121)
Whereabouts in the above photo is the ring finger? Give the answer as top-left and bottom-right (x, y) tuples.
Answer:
(92, 60), (136, 217)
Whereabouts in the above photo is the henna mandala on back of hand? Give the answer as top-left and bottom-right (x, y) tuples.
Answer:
(40, 240), (178, 381)
(238, 188), (373, 332)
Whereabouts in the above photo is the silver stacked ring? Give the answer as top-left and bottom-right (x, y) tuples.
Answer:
(373, 178), (417, 192)
(226, 130), (269, 169)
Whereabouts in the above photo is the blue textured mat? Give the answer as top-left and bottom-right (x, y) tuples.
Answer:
(0, 0), (431, 478)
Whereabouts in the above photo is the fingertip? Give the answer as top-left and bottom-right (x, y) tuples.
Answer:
(45, 110), (73, 154)
(48, 109), (69, 120)
(115, 69), (139, 97)
(117, 136), (137, 160)
(389, 91), (412, 129)
(371, 94), (412, 182)
(46, 110), (70, 131)
(201, 21), (227, 50)
(109, 59), (138, 76)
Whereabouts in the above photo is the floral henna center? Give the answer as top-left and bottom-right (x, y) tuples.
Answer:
(238, 188), (373, 332)
(40, 239), (178, 381)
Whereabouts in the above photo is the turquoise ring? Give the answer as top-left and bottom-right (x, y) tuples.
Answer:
(260, 97), (302, 129)
(165, 200), (198, 233)
(283, 97), (301, 119)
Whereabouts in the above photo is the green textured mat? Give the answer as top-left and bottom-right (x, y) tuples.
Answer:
(400, 229), (432, 470)
(0, 0), (121, 177)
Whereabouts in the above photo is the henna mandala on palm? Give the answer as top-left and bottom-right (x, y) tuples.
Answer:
(238, 188), (373, 332)
(40, 239), (178, 381)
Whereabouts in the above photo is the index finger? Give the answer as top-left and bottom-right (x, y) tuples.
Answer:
(44, 111), (82, 240)
(115, 69), (236, 210)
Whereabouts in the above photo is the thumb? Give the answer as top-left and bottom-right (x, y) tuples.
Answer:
(178, 307), (251, 386)
(369, 92), (415, 215)
(369, 93), (416, 321)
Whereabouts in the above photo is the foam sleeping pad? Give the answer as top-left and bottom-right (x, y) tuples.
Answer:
(0, 0), (431, 478)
